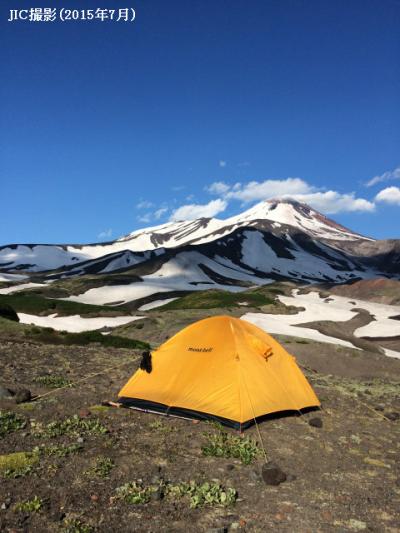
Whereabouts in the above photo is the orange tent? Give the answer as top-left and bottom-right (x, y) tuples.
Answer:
(118, 316), (319, 429)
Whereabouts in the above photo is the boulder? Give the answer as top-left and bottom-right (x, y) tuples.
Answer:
(14, 389), (32, 404)
(261, 462), (287, 486)
(309, 417), (323, 428)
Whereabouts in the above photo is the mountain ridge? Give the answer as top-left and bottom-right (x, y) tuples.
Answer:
(1, 199), (399, 305)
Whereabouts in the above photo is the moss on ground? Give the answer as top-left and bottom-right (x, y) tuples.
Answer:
(0, 451), (40, 478)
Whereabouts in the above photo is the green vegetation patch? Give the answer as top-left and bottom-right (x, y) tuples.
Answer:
(159, 289), (274, 310)
(115, 479), (237, 508)
(34, 375), (72, 389)
(63, 519), (94, 533)
(0, 411), (26, 437)
(311, 375), (400, 399)
(167, 480), (237, 508)
(35, 443), (83, 458)
(26, 327), (150, 350)
(0, 292), (130, 316)
(32, 414), (108, 439)
(202, 425), (261, 464)
(13, 495), (43, 513)
(85, 456), (114, 478)
(115, 481), (153, 504)
(0, 451), (40, 478)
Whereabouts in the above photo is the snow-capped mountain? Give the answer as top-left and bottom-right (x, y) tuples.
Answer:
(0, 199), (399, 305)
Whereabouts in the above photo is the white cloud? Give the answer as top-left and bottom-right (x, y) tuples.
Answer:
(219, 160), (227, 167)
(289, 191), (375, 214)
(154, 207), (168, 219)
(169, 199), (227, 221)
(97, 228), (113, 239)
(375, 186), (400, 205)
(206, 177), (375, 214)
(136, 200), (154, 209)
(366, 166), (400, 187)
(206, 181), (231, 195)
(208, 177), (313, 203)
(137, 213), (151, 224)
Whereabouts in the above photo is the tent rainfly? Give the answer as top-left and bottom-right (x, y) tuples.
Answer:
(118, 315), (320, 429)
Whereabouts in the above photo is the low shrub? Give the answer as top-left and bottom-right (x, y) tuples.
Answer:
(0, 411), (26, 437)
(13, 495), (43, 513)
(32, 414), (108, 439)
(202, 426), (261, 464)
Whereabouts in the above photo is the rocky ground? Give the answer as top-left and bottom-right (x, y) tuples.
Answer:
(1, 305), (400, 533)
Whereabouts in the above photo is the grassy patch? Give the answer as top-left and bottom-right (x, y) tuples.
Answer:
(115, 481), (153, 504)
(27, 327), (150, 350)
(63, 519), (94, 533)
(32, 414), (108, 439)
(149, 419), (174, 433)
(34, 375), (72, 389)
(35, 443), (83, 458)
(0, 317), (150, 349)
(202, 426), (261, 464)
(167, 481), (237, 508)
(85, 456), (114, 478)
(88, 405), (110, 414)
(0, 292), (130, 316)
(159, 289), (274, 310)
(115, 479), (237, 508)
(311, 375), (400, 399)
(0, 451), (40, 478)
(13, 495), (43, 513)
(0, 411), (26, 437)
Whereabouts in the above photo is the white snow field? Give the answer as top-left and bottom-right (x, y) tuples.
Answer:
(17, 313), (144, 333)
(0, 282), (47, 294)
(242, 289), (400, 358)
(0, 273), (28, 282)
(240, 231), (367, 282)
(138, 298), (179, 311)
(63, 252), (266, 305)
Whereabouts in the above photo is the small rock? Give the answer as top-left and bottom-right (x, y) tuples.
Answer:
(385, 412), (399, 421)
(90, 494), (99, 502)
(14, 388), (31, 404)
(79, 408), (91, 418)
(309, 417), (323, 428)
(77, 437), (84, 444)
(261, 462), (287, 486)
(0, 385), (14, 399)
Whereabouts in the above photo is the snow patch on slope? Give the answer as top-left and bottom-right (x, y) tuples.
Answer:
(18, 313), (144, 333)
(242, 289), (400, 358)
(63, 251), (261, 306)
(0, 282), (47, 295)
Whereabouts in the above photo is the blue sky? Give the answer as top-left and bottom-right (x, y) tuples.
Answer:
(1, 0), (399, 244)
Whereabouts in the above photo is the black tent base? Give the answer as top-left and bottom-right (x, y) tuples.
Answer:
(118, 397), (320, 431)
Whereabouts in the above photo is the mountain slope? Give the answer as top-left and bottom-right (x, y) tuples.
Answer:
(0, 200), (399, 306)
